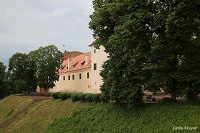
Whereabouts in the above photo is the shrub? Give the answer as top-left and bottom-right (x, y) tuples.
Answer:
(51, 92), (61, 99)
(100, 94), (110, 103)
(59, 93), (68, 100)
(162, 98), (172, 103)
(92, 94), (101, 103)
(78, 93), (87, 102)
(71, 93), (80, 102)
(186, 88), (199, 102)
(85, 94), (93, 102)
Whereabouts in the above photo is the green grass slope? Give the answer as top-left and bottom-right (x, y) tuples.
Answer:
(46, 103), (200, 133)
(0, 95), (88, 133)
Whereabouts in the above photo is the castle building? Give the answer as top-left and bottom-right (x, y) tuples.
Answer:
(47, 43), (108, 94)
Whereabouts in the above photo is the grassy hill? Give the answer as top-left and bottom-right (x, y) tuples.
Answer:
(46, 102), (200, 133)
(0, 95), (88, 133)
(0, 95), (200, 133)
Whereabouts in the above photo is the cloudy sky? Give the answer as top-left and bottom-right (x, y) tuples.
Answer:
(0, 0), (94, 66)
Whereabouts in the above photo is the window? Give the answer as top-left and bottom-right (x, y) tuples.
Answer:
(94, 63), (97, 70)
(87, 72), (89, 79)
(79, 73), (82, 79)
(68, 75), (70, 80)
(63, 76), (65, 80)
(72, 75), (75, 80)
(94, 49), (96, 53)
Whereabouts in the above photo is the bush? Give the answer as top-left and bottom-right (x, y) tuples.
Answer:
(85, 94), (93, 102)
(59, 93), (68, 100)
(52, 92), (109, 103)
(78, 93), (87, 102)
(100, 94), (110, 103)
(186, 88), (199, 102)
(92, 94), (101, 103)
(71, 93), (80, 102)
(162, 98), (172, 103)
(51, 92), (61, 99)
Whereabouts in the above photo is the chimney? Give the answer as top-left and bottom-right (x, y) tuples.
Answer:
(85, 54), (89, 65)
(68, 58), (72, 69)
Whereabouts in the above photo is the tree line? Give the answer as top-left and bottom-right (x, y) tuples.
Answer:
(89, 0), (200, 105)
(0, 45), (62, 99)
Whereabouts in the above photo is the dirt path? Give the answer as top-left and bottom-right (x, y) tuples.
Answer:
(16, 93), (51, 102)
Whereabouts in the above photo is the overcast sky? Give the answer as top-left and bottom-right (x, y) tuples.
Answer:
(0, 0), (94, 67)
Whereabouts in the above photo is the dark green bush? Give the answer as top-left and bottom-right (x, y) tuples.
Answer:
(51, 92), (61, 99)
(100, 94), (110, 103)
(92, 94), (101, 103)
(78, 93), (87, 102)
(71, 93), (80, 102)
(52, 92), (108, 103)
(85, 94), (93, 102)
(162, 97), (172, 103)
(59, 93), (68, 100)
(186, 88), (199, 102)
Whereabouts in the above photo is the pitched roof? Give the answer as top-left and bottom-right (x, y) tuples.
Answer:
(59, 52), (91, 73)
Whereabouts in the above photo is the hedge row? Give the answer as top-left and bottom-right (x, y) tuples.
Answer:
(51, 92), (109, 103)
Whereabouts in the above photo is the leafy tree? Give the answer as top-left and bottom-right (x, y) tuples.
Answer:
(9, 53), (37, 94)
(0, 62), (8, 99)
(89, 0), (153, 105)
(148, 0), (200, 101)
(90, 0), (200, 104)
(30, 45), (63, 93)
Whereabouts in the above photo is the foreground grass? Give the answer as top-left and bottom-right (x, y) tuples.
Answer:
(46, 102), (200, 133)
(0, 95), (88, 133)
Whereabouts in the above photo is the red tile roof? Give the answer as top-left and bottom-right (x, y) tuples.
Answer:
(59, 52), (91, 73)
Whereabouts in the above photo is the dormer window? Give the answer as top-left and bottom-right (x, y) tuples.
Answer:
(61, 65), (66, 70)
(73, 61), (79, 67)
(81, 61), (85, 65)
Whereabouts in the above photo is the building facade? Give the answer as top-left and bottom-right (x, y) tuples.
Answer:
(46, 44), (108, 94)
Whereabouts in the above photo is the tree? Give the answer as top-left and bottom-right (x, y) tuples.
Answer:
(90, 0), (200, 104)
(30, 45), (63, 93)
(89, 0), (153, 105)
(9, 53), (37, 94)
(0, 62), (8, 99)
(148, 0), (200, 101)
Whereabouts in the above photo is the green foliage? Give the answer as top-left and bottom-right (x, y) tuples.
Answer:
(89, 0), (200, 103)
(71, 93), (80, 102)
(51, 92), (103, 103)
(46, 102), (200, 133)
(51, 92), (61, 99)
(78, 93), (87, 102)
(162, 98), (173, 104)
(15, 79), (27, 93)
(8, 53), (37, 94)
(59, 93), (69, 100)
(0, 62), (8, 99)
(29, 45), (63, 92)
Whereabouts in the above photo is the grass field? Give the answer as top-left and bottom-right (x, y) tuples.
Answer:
(0, 95), (88, 133)
(0, 95), (200, 133)
(46, 102), (200, 133)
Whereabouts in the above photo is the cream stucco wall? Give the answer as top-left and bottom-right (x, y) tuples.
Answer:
(49, 68), (98, 93)
(90, 45), (108, 93)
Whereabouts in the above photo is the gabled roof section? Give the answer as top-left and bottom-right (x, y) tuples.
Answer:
(59, 52), (91, 73)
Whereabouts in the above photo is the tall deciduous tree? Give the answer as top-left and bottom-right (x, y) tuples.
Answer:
(9, 53), (37, 94)
(0, 62), (8, 99)
(90, 0), (200, 104)
(90, 0), (152, 105)
(30, 45), (63, 93)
